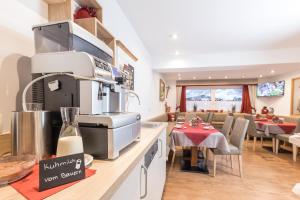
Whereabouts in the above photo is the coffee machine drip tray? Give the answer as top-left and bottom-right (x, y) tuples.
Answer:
(78, 112), (141, 160)
(78, 112), (141, 129)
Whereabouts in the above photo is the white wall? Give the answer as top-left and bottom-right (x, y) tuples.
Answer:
(98, 0), (165, 120)
(256, 69), (300, 116)
(0, 0), (165, 133)
(0, 0), (48, 133)
(165, 80), (177, 112)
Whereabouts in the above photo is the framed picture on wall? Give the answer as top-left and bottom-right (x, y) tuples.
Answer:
(122, 64), (134, 90)
(159, 79), (166, 101)
(291, 77), (300, 115)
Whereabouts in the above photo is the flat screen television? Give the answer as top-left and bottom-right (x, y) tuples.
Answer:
(257, 80), (285, 97)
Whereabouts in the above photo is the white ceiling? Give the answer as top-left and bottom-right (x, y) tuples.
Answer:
(162, 63), (299, 80)
(117, 0), (300, 79)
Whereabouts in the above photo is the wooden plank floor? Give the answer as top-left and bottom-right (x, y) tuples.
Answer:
(163, 141), (300, 200)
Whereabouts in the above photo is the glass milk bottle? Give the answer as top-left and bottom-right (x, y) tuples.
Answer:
(56, 107), (84, 157)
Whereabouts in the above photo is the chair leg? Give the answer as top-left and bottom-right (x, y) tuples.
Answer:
(205, 148), (209, 165)
(213, 154), (217, 177)
(253, 137), (257, 151)
(261, 137), (263, 146)
(275, 139), (279, 155)
(170, 149), (176, 168)
(272, 138), (276, 153)
(238, 155), (243, 178)
(246, 134), (249, 147)
(230, 155), (233, 169)
(293, 144), (298, 162)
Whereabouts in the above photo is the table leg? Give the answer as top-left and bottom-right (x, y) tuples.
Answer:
(293, 144), (298, 162)
(180, 147), (209, 174)
(191, 147), (198, 167)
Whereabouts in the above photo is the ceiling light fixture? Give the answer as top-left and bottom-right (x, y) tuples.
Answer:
(271, 70), (275, 74)
(242, 75), (246, 78)
(178, 77), (182, 80)
(193, 76), (196, 80)
(170, 34), (178, 40)
(178, 73), (181, 76)
(259, 74), (263, 78)
(175, 51), (180, 56)
(225, 76), (228, 79)
(208, 76), (212, 80)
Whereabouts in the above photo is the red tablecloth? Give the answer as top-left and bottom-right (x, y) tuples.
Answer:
(257, 121), (296, 134)
(10, 165), (96, 200)
(173, 123), (219, 145)
(255, 118), (269, 122)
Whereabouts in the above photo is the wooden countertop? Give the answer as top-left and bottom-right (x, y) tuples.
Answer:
(0, 123), (167, 200)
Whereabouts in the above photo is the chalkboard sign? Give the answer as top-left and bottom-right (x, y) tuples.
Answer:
(39, 153), (85, 191)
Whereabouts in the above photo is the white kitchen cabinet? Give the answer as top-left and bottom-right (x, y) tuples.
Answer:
(141, 128), (166, 200)
(111, 127), (166, 200)
(111, 158), (144, 200)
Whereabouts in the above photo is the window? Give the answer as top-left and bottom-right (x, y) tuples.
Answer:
(186, 89), (211, 101)
(215, 89), (242, 101)
(186, 86), (242, 112)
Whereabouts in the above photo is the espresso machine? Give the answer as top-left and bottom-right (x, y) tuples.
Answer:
(29, 21), (141, 159)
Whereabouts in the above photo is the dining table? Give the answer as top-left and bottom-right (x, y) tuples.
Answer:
(255, 120), (297, 136)
(170, 122), (230, 173)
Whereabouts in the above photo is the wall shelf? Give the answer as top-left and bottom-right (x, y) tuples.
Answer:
(74, 17), (116, 65)
(44, 0), (102, 22)
(73, 0), (102, 23)
(44, 0), (138, 65)
(116, 40), (138, 62)
(74, 17), (115, 51)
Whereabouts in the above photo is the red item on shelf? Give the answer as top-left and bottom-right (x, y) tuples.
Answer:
(261, 107), (269, 114)
(10, 165), (96, 200)
(74, 6), (97, 20)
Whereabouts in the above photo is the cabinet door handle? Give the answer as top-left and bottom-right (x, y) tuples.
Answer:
(140, 165), (148, 199)
(158, 138), (163, 158)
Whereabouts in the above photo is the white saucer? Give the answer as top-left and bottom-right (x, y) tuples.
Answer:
(175, 124), (183, 128)
(203, 126), (213, 130)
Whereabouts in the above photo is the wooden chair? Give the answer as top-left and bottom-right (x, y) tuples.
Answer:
(210, 118), (249, 177)
(244, 114), (274, 151)
(170, 146), (182, 168)
(221, 116), (234, 140)
(275, 118), (300, 160)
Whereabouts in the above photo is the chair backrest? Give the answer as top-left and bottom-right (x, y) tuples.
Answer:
(244, 114), (257, 136)
(232, 113), (245, 127)
(211, 113), (227, 122)
(207, 112), (214, 123)
(195, 112), (210, 122)
(230, 118), (249, 151)
(221, 116), (234, 140)
(185, 113), (196, 121)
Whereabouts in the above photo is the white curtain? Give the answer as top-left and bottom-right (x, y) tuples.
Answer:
(248, 85), (257, 110)
(176, 86), (182, 111)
